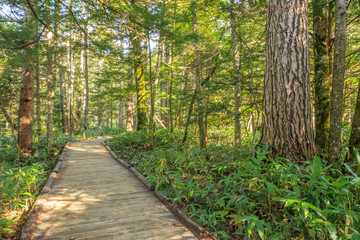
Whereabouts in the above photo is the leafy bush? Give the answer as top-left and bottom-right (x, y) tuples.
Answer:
(107, 130), (360, 240)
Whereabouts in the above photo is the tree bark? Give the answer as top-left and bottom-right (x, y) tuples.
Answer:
(18, 1), (36, 157)
(328, 0), (347, 164)
(46, 27), (55, 153)
(59, 56), (69, 134)
(231, 0), (242, 148)
(260, 0), (315, 161)
(347, 80), (360, 173)
(313, 0), (331, 154)
(191, 0), (206, 149)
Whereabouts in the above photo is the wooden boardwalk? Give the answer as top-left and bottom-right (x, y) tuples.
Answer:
(22, 139), (197, 239)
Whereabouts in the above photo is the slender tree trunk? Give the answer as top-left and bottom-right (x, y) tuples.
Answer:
(82, 3), (89, 136)
(328, 0), (347, 164)
(59, 59), (69, 134)
(191, 0), (206, 149)
(231, 0), (242, 148)
(313, 0), (331, 154)
(126, 61), (134, 131)
(119, 80), (124, 129)
(151, 38), (162, 144)
(35, 61), (41, 137)
(260, 0), (315, 161)
(347, 81), (360, 173)
(46, 27), (55, 153)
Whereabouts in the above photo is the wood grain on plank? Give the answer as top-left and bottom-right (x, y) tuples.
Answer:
(21, 138), (198, 240)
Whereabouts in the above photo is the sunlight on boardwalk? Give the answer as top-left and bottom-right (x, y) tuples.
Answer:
(24, 139), (197, 240)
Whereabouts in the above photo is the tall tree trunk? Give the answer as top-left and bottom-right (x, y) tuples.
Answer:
(82, 3), (89, 136)
(151, 38), (162, 144)
(35, 61), (41, 138)
(126, 62), (134, 131)
(119, 80), (124, 129)
(231, 0), (242, 148)
(328, 0), (347, 164)
(191, 0), (206, 149)
(18, 1), (36, 157)
(46, 27), (55, 153)
(130, 0), (147, 131)
(75, 87), (83, 134)
(260, 0), (315, 161)
(59, 56), (69, 134)
(313, 0), (331, 154)
(347, 81), (360, 173)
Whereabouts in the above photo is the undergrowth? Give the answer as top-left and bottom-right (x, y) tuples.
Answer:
(0, 133), (75, 238)
(107, 130), (360, 240)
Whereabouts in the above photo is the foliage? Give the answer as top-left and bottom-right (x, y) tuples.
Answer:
(107, 130), (360, 240)
(0, 133), (75, 237)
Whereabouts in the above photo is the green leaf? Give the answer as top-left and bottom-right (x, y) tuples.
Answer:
(314, 156), (321, 175)
(255, 220), (265, 240)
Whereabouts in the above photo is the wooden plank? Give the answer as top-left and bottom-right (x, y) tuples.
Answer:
(21, 139), (198, 240)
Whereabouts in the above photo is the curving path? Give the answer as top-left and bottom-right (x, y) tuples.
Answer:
(21, 139), (197, 240)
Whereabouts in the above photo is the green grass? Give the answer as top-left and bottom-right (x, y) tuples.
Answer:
(107, 130), (360, 240)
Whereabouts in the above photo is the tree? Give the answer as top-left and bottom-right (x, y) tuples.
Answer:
(18, 1), (37, 157)
(260, 0), (316, 160)
(231, 0), (242, 148)
(313, 0), (331, 154)
(328, 0), (347, 164)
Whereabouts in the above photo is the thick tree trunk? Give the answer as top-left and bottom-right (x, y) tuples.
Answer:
(260, 0), (315, 161)
(18, 2), (36, 157)
(328, 0), (347, 164)
(130, 0), (147, 131)
(191, 0), (206, 149)
(231, 0), (242, 148)
(313, 0), (331, 153)
(126, 96), (134, 131)
(347, 81), (360, 173)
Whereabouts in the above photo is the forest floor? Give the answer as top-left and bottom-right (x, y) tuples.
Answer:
(21, 139), (197, 239)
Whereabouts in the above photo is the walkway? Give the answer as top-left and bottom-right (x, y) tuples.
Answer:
(22, 139), (197, 239)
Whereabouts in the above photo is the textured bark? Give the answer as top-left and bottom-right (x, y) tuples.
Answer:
(191, 0), (206, 149)
(151, 38), (162, 143)
(35, 63), (41, 137)
(260, 0), (315, 161)
(347, 81), (360, 173)
(82, 3), (89, 135)
(231, 0), (242, 148)
(130, 0), (147, 131)
(328, 0), (347, 164)
(46, 27), (55, 153)
(75, 87), (83, 134)
(126, 95), (134, 131)
(119, 80), (124, 129)
(313, 0), (331, 153)
(59, 58), (69, 134)
(18, 2), (36, 157)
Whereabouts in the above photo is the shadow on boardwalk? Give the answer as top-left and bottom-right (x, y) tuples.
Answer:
(21, 139), (197, 240)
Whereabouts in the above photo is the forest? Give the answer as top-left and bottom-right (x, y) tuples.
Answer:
(0, 0), (360, 239)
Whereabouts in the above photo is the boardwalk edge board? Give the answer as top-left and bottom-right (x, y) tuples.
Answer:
(101, 141), (216, 240)
(20, 141), (70, 240)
